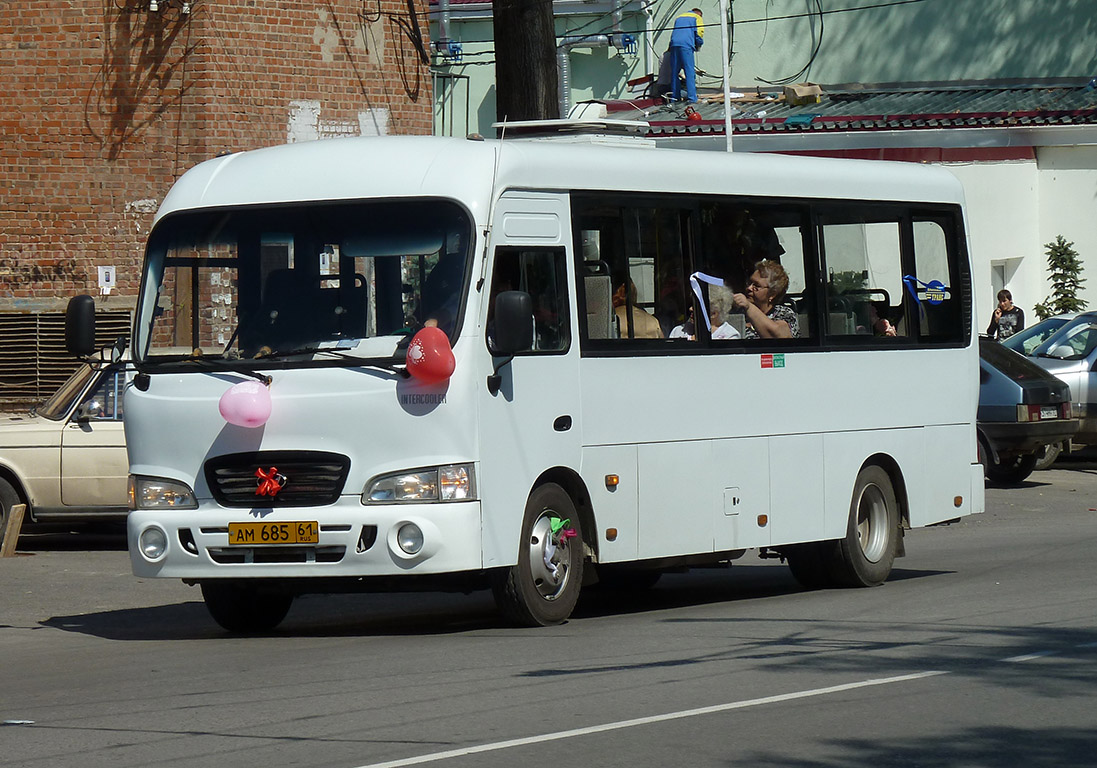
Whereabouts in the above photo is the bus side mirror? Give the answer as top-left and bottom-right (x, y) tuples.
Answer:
(492, 290), (533, 355)
(487, 291), (533, 396)
(66, 295), (97, 358)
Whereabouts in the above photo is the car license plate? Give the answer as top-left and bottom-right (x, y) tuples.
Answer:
(1040, 406), (1059, 420)
(228, 521), (319, 545)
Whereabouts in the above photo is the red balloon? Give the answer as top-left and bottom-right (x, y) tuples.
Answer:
(406, 327), (455, 384)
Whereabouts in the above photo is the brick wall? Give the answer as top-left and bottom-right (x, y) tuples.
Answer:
(0, 0), (432, 405)
(0, 0), (433, 314)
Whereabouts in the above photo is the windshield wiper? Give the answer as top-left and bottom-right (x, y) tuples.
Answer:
(169, 354), (272, 385)
(252, 346), (409, 377)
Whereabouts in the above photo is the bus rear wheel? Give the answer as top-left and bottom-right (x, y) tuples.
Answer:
(492, 483), (584, 627)
(832, 465), (900, 587)
(200, 581), (293, 634)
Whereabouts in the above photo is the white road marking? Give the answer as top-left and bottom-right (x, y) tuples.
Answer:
(1002, 650), (1057, 663)
(353, 671), (946, 768)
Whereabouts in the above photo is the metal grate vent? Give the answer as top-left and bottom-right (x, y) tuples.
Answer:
(0, 311), (131, 407)
(204, 451), (351, 508)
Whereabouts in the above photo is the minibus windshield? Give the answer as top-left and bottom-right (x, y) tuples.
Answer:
(135, 199), (473, 364)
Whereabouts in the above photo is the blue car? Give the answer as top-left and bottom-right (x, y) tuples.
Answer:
(978, 337), (1079, 484)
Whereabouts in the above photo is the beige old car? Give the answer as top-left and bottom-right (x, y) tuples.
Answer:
(0, 356), (129, 544)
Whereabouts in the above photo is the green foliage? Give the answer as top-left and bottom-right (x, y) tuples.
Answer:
(829, 269), (868, 295)
(1033, 235), (1088, 321)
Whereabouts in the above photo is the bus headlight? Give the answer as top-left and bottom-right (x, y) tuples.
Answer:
(363, 463), (476, 503)
(138, 525), (169, 561)
(130, 475), (198, 510)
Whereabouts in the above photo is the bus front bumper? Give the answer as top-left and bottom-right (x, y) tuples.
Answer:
(127, 499), (483, 580)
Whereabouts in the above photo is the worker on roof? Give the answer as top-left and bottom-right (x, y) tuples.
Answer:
(668, 7), (704, 103)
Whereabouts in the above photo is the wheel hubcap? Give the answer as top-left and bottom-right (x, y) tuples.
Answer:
(526, 511), (571, 600)
(855, 483), (889, 563)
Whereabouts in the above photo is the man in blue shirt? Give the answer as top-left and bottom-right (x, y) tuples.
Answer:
(668, 8), (704, 103)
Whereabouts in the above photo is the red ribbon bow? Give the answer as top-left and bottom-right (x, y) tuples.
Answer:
(255, 467), (284, 497)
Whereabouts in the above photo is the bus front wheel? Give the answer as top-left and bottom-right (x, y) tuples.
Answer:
(832, 466), (900, 587)
(492, 483), (584, 627)
(201, 581), (293, 634)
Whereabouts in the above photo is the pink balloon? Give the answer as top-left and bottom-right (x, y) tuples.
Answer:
(406, 327), (455, 384)
(218, 380), (272, 428)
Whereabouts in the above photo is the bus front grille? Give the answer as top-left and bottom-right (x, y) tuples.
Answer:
(204, 450), (351, 507)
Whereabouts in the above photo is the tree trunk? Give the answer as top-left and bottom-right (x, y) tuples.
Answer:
(492, 0), (559, 131)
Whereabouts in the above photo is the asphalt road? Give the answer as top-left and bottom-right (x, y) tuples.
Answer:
(3, 459), (1097, 768)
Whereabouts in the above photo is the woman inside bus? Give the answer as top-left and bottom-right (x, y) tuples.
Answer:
(731, 260), (800, 339)
(612, 280), (664, 338)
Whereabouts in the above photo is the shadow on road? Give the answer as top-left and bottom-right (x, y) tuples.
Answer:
(39, 563), (951, 641)
(14, 522), (127, 552)
(742, 725), (1097, 768)
(42, 591), (506, 640)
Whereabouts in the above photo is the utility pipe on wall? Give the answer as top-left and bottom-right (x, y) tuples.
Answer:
(556, 1), (636, 118)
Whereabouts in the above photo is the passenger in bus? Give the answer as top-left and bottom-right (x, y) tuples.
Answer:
(669, 309), (695, 339)
(703, 207), (786, 293)
(709, 306), (742, 339)
(732, 260), (800, 339)
(865, 302), (897, 337)
(613, 281), (663, 338)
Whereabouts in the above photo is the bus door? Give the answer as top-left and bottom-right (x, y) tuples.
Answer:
(477, 193), (581, 568)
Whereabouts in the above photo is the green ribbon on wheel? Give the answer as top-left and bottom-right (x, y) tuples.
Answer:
(549, 517), (571, 536)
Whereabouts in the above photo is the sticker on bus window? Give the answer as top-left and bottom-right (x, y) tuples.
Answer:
(761, 354), (785, 369)
(903, 275), (949, 306)
(924, 280), (947, 304)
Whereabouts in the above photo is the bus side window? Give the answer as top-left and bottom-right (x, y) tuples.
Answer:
(819, 214), (907, 340)
(698, 202), (811, 340)
(486, 247), (569, 353)
(575, 206), (688, 342)
(913, 218), (963, 341)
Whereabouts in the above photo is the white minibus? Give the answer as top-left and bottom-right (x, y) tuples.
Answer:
(67, 133), (984, 631)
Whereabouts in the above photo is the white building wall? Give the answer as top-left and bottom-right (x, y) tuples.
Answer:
(1037, 145), (1097, 313)
(944, 161), (1041, 329)
(944, 150), (1097, 329)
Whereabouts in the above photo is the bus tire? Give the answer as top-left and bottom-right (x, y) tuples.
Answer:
(832, 465), (899, 587)
(784, 542), (838, 589)
(200, 581), (293, 634)
(492, 483), (584, 627)
(0, 478), (23, 552)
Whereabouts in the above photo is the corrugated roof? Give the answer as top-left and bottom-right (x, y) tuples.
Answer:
(602, 79), (1097, 138)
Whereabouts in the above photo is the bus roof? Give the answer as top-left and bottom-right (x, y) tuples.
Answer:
(156, 135), (967, 224)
